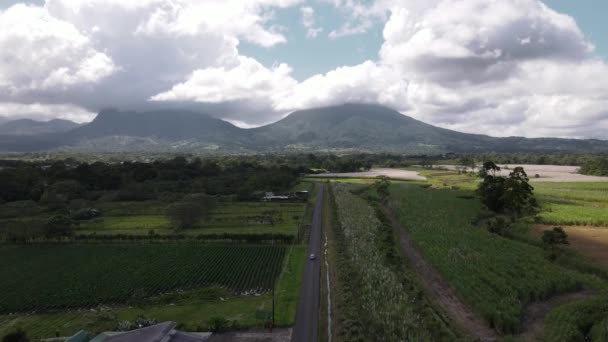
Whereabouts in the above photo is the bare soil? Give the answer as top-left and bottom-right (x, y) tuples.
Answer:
(308, 168), (426, 181)
(380, 205), (499, 341)
(440, 164), (608, 182)
(532, 224), (608, 268)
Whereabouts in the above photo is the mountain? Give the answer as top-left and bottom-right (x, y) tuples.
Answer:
(250, 103), (608, 153)
(0, 104), (607, 153)
(0, 118), (79, 136)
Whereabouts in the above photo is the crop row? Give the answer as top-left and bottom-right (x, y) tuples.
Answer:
(330, 184), (454, 341)
(544, 296), (608, 341)
(389, 184), (598, 333)
(0, 244), (285, 313)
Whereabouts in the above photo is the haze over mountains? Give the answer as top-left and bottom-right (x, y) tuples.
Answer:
(0, 119), (79, 136)
(1, 103), (607, 153)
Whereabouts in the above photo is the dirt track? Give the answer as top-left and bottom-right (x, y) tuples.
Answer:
(519, 290), (596, 341)
(380, 205), (498, 341)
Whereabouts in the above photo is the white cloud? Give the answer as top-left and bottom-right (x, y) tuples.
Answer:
(151, 56), (297, 105)
(0, 102), (95, 123)
(0, 0), (303, 122)
(300, 6), (323, 38)
(0, 4), (115, 95)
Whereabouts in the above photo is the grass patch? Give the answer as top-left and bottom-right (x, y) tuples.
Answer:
(0, 293), (272, 338)
(274, 246), (306, 326)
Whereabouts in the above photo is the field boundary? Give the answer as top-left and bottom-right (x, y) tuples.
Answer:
(380, 204), (498, 341)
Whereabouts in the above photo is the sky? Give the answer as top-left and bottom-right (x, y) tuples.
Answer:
(0, 0), (607, 139)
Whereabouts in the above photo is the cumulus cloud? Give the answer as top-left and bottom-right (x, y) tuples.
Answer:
(151, 56), (297, 105)
(0, 4), (115, 95)
(0, 102), (95, 123)
(0, 0), (302, 122)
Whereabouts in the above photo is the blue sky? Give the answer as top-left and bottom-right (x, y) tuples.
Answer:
(240, 0), (608, 80)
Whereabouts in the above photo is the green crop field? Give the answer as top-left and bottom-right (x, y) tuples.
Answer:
(76, 201), (306, 235)
(534, 182), (608, 226)
(403, 167), (608, 226)
(544, 296), (608, 341)
(328, 183), (457, 340)
(388, 183), (603, 333)
(0, 244), (286, 314)
(0, 200), (307, 238)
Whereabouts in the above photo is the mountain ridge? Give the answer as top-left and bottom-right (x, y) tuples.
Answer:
(0, 118), (79, 136)
(0, 103), (606, 153)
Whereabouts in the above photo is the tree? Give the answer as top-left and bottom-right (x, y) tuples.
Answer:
(166, 202), (206, 229)
(542, 227), (569, 247)
(260, 210), (283, 225)
(542, 227), (569, 259)
(502, 167), (537, 215)
(477, 162), (505, 212)
(44, 214), (75, 240)
(2, 329), (29, 342)
(459, 156), (476, 173)
(166, 194), (216, 229)
(477, 162), (537, 216)
(374, 176), (391, 203)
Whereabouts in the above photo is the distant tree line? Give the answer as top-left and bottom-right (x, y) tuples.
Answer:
(579, 157), (608, 176)
(0, 156), (303, 203)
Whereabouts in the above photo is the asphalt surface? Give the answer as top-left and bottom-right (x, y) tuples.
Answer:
(292, 184), (324, 342)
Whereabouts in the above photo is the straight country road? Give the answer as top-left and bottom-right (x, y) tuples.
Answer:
(292, 184), (324, 342)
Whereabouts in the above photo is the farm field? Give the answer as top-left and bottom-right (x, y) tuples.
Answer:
(0, 244), (286, 313)
(0, 244), (308, 338)
(403, 166), (608, 226)
(388, 183), (604, 333)
(0, 201), (307, 237)
(533, 182), (608, 226)
(326, 183), (457, 340)
(0, 290), (269, 338)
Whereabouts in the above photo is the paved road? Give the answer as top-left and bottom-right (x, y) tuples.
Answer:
(292, 184), (324, 342)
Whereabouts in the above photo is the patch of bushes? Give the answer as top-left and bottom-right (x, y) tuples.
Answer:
(2, 329), (29, 342)
(71, 208), (101, 220)
(116, 315), (157, 331)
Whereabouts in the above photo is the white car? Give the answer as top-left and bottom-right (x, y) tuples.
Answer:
(309, 254), (316, 260)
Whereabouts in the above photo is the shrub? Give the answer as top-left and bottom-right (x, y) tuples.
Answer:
(2, 329), (29, 342)
(116, 315), (157, 331)
(71, 208), (101, 220)
(166, 202), (206, 229)
(485, 216), (512, 237)
(44, 214), (75, 239)
(207, 316), (238, 332)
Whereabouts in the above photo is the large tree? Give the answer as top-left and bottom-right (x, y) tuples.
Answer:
(477, 162), (537, 216)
